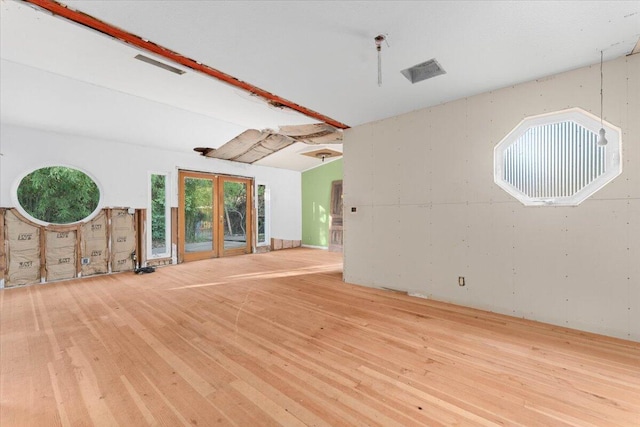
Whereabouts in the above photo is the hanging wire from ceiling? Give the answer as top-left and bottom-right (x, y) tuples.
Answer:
(375, 34), (388, 86)
(597, 50), (608, 146)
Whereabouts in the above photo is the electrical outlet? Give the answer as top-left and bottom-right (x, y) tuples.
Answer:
(458, 276), (465, 286)
(81, 258), (90, 265)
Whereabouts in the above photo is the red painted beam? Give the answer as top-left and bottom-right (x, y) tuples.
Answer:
(22, 0), (350, 130)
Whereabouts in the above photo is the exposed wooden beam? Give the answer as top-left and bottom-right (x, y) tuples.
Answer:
(22, 0), (350, 130)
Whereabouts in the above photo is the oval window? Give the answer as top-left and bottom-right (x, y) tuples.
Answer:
(16, 166), (101, 224)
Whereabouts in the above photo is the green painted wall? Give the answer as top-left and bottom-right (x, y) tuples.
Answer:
(301, 159), (343, 247)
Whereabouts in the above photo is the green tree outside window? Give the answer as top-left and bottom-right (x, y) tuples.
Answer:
(17, 166), (100, 224)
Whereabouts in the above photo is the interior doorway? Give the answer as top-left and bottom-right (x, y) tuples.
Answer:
(178, 170), (253, 262)
(329, 179), (343, 252)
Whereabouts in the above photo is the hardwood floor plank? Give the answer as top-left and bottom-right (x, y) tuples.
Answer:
(1, 248), (639, 426)
(65, 343), (120, 426)
(230, 380), (309, 427)
(47, 362), (72, 427)
(119, 374), (158, 426)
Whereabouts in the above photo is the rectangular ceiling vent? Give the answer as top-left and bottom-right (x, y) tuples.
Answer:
(401, 58), (445, 84)
(134, 54), (185, 75)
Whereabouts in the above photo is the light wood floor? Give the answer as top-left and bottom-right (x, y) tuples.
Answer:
(1, 248), (639, 426)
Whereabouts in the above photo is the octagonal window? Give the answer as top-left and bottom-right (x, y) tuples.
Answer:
(494, 108), (622, 206)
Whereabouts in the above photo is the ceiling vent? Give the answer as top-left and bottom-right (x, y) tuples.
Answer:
(400, 59), (445, 84)
(134, 54), (185, 75)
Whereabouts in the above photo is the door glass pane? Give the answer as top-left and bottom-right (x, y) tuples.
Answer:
(223, 181), (247, 250)
(257, 184), (266, 244)
(184, 177), (213, 253)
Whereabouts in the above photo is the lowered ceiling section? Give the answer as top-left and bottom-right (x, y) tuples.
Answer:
(198, 123), (343, 164)
(279, 123), (344, 145)
(197, 129), (295, 164)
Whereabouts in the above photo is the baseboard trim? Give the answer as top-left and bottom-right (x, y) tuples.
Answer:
(301, 244), (328, 250)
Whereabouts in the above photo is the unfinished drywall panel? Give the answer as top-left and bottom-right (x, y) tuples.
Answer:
(423, 203), (468, 301)
(342, 203), (374, 287)
(80, 210), (108, 276)
(397, 205), (430, 294)
(110, 209), (136, 272)
(5, 210), (40, 286)
(559, 199), (635, 337)
(371, 120), (402, 207)
(45, 229), (77, 281)
(370, 205), (402, 290)
(510, 206), (570, 326)
(629, 200), (640, 342)
(429, 101), (475, 205)
(343, 127), (374, 208)
(462, 99), (504, 204)
(397, 116), (430, 206)
(342, 124), (377, 287)
(344, 54), (639, 340)
(463, 202), (516, 313)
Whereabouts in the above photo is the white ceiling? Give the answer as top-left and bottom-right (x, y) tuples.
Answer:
(1, 0), (639, 171)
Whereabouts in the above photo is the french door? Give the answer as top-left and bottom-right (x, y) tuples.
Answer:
(178, 171), (252, 262)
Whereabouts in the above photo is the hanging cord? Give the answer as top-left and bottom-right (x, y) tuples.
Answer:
(375, 35), (387, 86)
(600, 50), (604, 128)
(377, 45), (382, 86)
(597, 50), (608, 146)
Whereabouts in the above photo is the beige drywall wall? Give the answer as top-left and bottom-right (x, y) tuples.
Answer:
(344, 54), (639, 341)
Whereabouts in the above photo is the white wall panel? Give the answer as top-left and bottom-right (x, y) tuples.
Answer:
(344, 54), (639, 340)
(0, 125), (301, 240)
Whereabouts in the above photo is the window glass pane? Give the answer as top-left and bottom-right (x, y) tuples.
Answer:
(223, 181), (247, 250)
(184, 177), (213, 253)
(150, 174), (167, 256)
(17, 166), (100, 224)
(494, 108), (621, 206)
(257, 184), (266, 244)
(502, 122), (603, 198)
